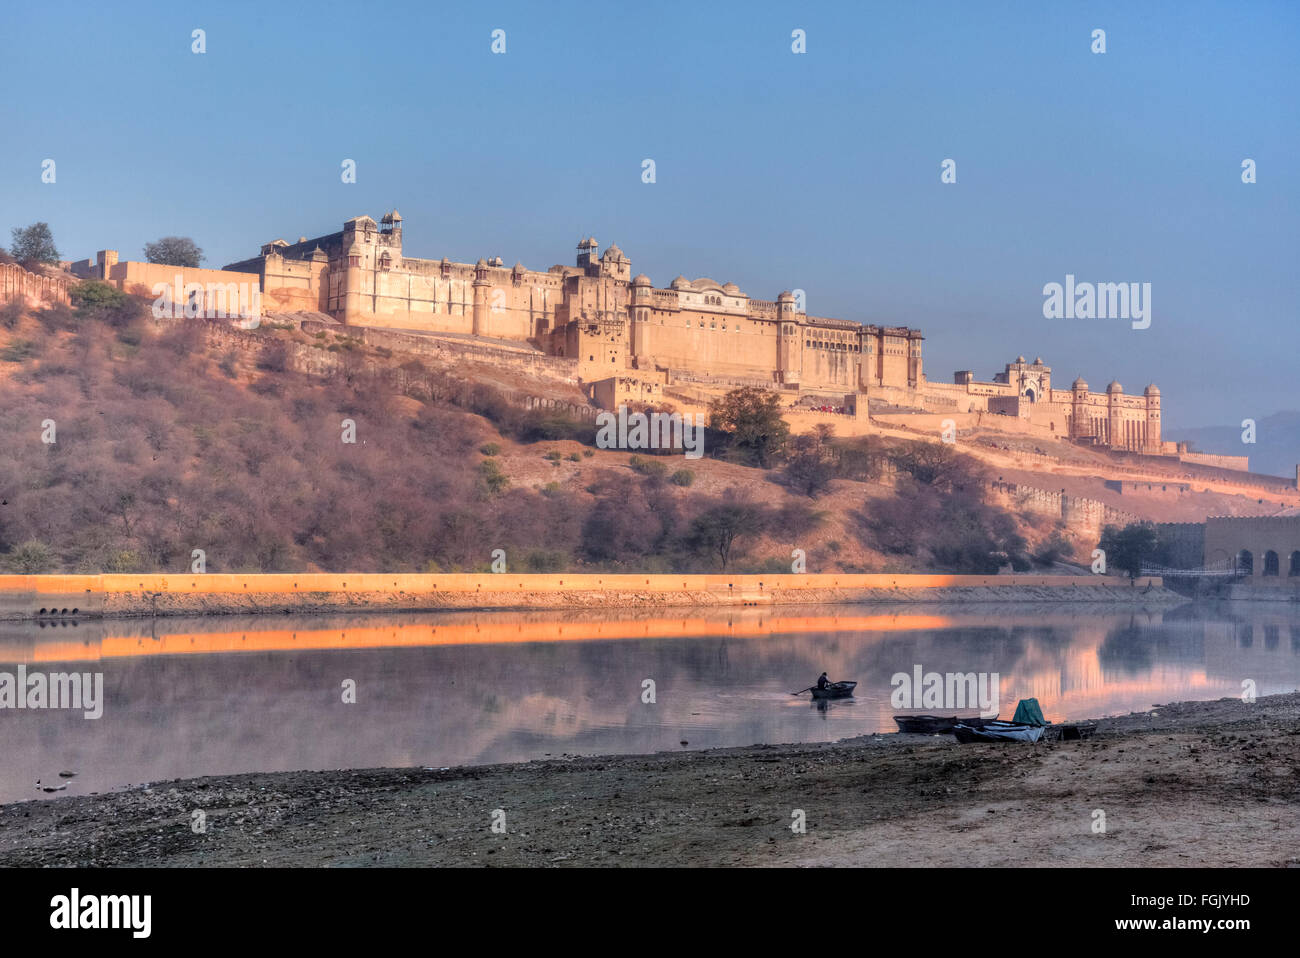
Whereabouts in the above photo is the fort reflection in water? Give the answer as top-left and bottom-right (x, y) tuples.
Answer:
(2, 603), (1298, 804)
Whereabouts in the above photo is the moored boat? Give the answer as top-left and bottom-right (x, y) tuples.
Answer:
(893, 714), (999, 734)
(951, 721), (1044, 744)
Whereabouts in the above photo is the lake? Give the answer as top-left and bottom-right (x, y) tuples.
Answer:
(2, 601), (1298, 804)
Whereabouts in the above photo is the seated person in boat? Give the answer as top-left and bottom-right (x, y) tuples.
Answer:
(816, 672), (830, 690)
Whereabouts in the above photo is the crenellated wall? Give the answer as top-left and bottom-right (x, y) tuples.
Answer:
(0, 262), (71, 308)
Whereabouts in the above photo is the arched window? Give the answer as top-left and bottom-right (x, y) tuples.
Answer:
(1289, 551), (1300, 577)
(1237, 550), (1253, 575)
(1264, 550), (1280, 576)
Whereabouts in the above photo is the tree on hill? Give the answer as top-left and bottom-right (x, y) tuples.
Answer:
(69, 280), (144, 327)
(784, 424), (838, 497)
(143, 236), (204, 268)
(9, 223), (60, 266)
(686, 498), (767, 569)
(708, 386), (790, 467)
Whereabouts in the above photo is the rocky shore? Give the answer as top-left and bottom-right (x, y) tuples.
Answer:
(2, 692), (1295, 868)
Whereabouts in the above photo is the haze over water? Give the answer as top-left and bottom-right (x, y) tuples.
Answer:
(2, 602), (1297, 805)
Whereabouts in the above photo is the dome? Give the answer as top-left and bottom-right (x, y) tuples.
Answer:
(631, 273), (652, 287)
(1072, 377), (1088, 390)
(475, 258), (488, 268)
(722, 282), (741, 294)
(1016, 355), (1026, 364)
(513, 261), (524, 272)
(602, 243), (625, 261)
(670, 276), (692, 290)
(1107, 380), (1123, 394)
(1033, 356), (1043, 365)
(1144, 383), (1160, 396)
(776, 290), (795, 302)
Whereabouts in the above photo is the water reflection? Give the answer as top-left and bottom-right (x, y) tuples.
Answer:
(1, 602), (1297, 804)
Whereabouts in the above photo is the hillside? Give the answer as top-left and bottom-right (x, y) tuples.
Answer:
(0, 293), (1083, 577)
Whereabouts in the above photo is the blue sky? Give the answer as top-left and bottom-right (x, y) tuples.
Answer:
(2, 0), (1296, 430)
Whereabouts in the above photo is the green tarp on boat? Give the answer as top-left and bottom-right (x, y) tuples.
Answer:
(1012, 698), (1048, 727)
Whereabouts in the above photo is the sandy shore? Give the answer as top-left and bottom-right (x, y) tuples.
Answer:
(1, 692), (1296, 867)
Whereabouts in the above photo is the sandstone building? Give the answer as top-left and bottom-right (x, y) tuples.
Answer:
(224, 212), (925, 395)
(217, 212), (1173, 453)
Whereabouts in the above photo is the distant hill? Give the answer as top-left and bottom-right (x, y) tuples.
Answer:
(1171, 411), (1300, 479)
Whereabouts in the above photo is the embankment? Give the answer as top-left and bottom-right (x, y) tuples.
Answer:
(0, 573), (1176, 620)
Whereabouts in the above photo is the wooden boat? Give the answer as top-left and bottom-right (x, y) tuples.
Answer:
(951, 721), (1044, 744)
(893, 714), (999, 734)
(810, 681), (857, 700)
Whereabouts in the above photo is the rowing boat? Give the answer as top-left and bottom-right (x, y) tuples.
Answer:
(809, 681), (857, 700)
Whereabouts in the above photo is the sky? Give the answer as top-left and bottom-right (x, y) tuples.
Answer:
(1, 0), (1296, 431)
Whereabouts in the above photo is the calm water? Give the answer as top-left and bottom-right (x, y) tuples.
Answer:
(2, 602), (1298, 804)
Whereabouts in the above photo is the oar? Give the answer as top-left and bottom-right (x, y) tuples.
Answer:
(790, 686), (814, 696)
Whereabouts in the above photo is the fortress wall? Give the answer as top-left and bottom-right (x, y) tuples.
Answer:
(0, 572), (1168, 620)
(1203, 516), (1300, 572)
(1180, 451), (1250, 472)
(105, 263), (262, 317)
(987, 480), (1141, 533)
(1104, 479), (1192, 498)
(0, 263), (72, 308)
(260, 257), (326, 313)
(1111, 451), (1297, 495)
(636, 308), (778, 379)
(1154, 522), (1207, 569)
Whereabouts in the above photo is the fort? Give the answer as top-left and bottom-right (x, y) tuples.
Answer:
(224, 211), (1165, 453)
(2, 212), (1290, 483)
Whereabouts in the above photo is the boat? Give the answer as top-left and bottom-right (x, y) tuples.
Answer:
(951, 721), (1044, 744)
(893, 714), (999, 734)
(809, 681), (857, 700)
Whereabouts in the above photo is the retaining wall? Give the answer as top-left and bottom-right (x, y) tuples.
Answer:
(0, 573), (1168, 620)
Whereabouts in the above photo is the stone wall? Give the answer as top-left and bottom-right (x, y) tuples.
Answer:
(0, 263), (71, 308)
(0, 572), (1170, 620)
(987, 480), (1141, 533)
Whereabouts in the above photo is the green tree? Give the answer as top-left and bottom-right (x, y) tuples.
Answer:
(1098, 522), (1159, 578)
(9, 223), (60, 265)
(70, 280), (143, 327)
(143, 236), (204, 267)
(708, 387), (790, 467)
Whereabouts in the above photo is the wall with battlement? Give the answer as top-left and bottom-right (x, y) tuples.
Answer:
(987, 480), (1141, 533)
(0, 262), (71, 309)
(1180, 451), (1250, 472)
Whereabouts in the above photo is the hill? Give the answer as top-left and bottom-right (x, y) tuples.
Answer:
(0, 291), (1073, 577)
